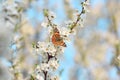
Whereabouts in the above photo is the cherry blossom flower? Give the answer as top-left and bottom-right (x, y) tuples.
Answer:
(50, 75), (60, 80)
(40, 63), (49, 72)
(37, 42), (56, 53)
(48, 59), (59, 71)
(36, 74), (44, 80)
(41, 21), (48, 28)
(59, 27), (71, 37)
(49, 11), (56, 20)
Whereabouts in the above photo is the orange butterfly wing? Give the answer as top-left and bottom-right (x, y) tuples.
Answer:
(52, 28), (66, 47)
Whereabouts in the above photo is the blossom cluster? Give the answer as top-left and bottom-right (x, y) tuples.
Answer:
(0, 1), (24, 29)
(0, 0), (89, 80)
(32, 0), (89, 79)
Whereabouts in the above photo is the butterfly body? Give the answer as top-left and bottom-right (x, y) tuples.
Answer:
(52, 27), (66, 47)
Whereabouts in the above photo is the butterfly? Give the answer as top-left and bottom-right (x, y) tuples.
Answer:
(52, 27), (67, 47)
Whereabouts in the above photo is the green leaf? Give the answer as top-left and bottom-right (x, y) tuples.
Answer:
(32, 42), (36, 48)
(43, 9), (48, 16)
(30, 75), (35, 80)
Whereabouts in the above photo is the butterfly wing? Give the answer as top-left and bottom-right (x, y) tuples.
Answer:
(52, 32), (66, 47)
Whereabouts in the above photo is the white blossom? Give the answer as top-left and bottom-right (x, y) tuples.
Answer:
(49, 11), (56, 20)
(36, 75), (44, 80)
(49, 52), (56, 56)
(41, 21), (48, 28)
(56, 47), (65, 55)
(59, 27), (71, 37)
(35, 65), (42, 74)
(40, 63), (49, 71)
(50, 76), (60, 80)
(82, 0), (90, 13)
(45, 43), (56, 53)
(48, 60), (59, 71)
(37, 42), (56, 53)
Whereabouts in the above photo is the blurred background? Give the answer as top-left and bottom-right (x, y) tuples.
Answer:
(0, 0), (120, 80)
